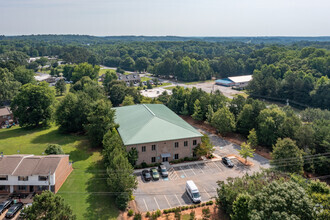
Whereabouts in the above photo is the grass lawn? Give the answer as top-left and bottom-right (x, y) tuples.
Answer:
(0, 126), (118, 220)
(153, 82), (172, 88)
(164, 86), (180, 90)
(99, 69), (116, 76)
(141, 76), (152, 82)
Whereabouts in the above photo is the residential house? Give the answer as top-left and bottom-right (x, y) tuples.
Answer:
(0, 154), (73, 194)
(0, 107), (15, 128)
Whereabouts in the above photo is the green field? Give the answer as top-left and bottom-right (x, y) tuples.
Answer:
(141, 76), (152, 82)
(0, 126), (118, 220)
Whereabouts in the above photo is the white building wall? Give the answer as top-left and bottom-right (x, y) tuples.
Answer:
(0, 174), (55, 186)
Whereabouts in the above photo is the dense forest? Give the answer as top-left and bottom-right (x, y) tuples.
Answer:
(0, 35), (329, 109)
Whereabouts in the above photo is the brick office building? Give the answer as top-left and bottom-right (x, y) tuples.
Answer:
(114, 104), (203, 165)
(0, 154), (73, 194)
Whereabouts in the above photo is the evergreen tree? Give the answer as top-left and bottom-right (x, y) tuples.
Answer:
(191, 99), (203, 121)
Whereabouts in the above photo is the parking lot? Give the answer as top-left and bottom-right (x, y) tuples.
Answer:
(134, 158), (250, 212)
(133, 127), (270, 212)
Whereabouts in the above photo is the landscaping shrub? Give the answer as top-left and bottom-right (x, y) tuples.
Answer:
(133, 213), (142, 220)
(45, 144), (64, 155)
(190, 211), (196, 220)
(155, 209), (161, 217)
(128, 209), (134, 217)
(202, 207), (211, 219)
(145, 211), (150, 217)
(141, 162), (147, 168)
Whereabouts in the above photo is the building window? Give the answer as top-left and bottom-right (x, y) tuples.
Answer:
(193, 152), (197, 157)
(151, 157), (156, 163)
(193, 140), (197, 145)
(142, 146), (146, 152)
(38, 185), (49, 191)
(174, 142), (179, 148)
(18, 186), (27, 191)
(184, 141), (188, 147)
(18, 176), (28, 181)
(0, 185), (7, 191)
(0, 175), (8, 181)
(152, 145), (156, 151)
(38, 176), (48, 181)
(175, 154), (179, 160)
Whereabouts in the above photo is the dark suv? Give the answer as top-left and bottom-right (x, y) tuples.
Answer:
(222, 157), (234, 168)
(0, 199), (13, 214)
(142, 169), (152, 181)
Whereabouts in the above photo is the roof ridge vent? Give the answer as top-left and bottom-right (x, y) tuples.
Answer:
(142, 104), (155, 116)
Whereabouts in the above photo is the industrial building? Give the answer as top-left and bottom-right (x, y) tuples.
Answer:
(215, 75), (252, 88)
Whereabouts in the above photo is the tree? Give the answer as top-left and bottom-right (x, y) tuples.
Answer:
(0, 68), (21, 104)
(55, 79), (67, 96)
(229, 95), (246, 118)
(238, 142), (255, 164)
(237, 104), (254, 136)
(23, 190), (76, 220)
(249, 181), (314, 220)
(120, 56), (135, 71)
(85, 99), (116, 147)
(122, 95), (135, 106)
(45, 144), (64, 155)
(11, 82), (55, 127)
(193, 134), (214, 157)
(211, 107), (235, 136)
(257, 106), (286, 147)
(108, 82), (127, 106)
(71, 62), (100, 83)
(36, 57), (48, 67)
(294, 124), (315, 151)
(102, 70), (117, 88)
(127, 147), (139, 166)
(135, 57), (150, 72)
(231, 193), (251, 220)
(55, 92), (93, 133)
(271, 138), (304, 173)
(146, 80), (152, 89)
(13, 66), (35, 85)
(191, 99), (203, 121)
(247, 128), (258, 148)
(205, 104), (214, 123)
(103, 129), (126, 165)
(180, 101), (189, 116)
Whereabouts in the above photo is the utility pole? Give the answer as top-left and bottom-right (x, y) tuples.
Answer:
(48, 170), (51, 191)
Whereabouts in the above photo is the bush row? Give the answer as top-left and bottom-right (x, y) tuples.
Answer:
(162, 201), (214, 214)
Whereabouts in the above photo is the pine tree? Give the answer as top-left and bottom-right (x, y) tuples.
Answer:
(180, 101), (189, 116)
(247, 128), (258, 148)
(206, 104), (214, 123)
(192, 99), (203, 121)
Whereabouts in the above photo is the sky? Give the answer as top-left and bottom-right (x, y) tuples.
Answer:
(1, 0), (330, 36)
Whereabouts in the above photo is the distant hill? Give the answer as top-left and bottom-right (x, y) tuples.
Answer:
(1, 35), (330, 44)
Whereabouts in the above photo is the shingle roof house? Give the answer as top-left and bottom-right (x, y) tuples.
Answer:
(114, 104), (203, 164)
(0, 154), (72, 194)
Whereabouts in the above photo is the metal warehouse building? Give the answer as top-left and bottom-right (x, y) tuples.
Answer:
(114, 104), (203, 165)
(215, 75), (252, 88)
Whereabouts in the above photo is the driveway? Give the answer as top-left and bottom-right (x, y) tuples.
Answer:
(133, 128), (270, 212)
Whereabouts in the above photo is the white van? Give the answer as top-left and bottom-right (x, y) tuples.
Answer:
(186, 180), (201, 203)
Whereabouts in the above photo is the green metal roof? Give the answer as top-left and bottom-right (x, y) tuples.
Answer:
(113, 104), (203, 145)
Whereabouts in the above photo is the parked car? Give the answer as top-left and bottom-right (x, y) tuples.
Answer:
(0, 199), (13, 214)
(158, 164), (168, 177)
(142, 169), (152, 181)
(5, 202), (23, 219)
(222, 157), (234, 167)
(150, 168), (160, 180)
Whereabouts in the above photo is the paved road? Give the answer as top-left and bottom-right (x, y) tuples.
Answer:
(133, 128), (270, 212)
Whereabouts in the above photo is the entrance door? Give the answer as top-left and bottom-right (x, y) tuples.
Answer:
(29, 185), (34, 193)
(162, 157), (168, 162)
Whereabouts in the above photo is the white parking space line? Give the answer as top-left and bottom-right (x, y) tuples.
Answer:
(154, 197), (160, 210)
(204, 188), (211, 198)
(179, 167), (188, 177)
(175, 194), (182, 206)
(188, 165), (197, 175)
(212, 161), (222, 172)
(143, 199), (148, 211)
(164, 195), (171, 208)
(195, 162), (204, 173)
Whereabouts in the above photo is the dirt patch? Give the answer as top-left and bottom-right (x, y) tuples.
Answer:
(180, 115), (272, 160)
